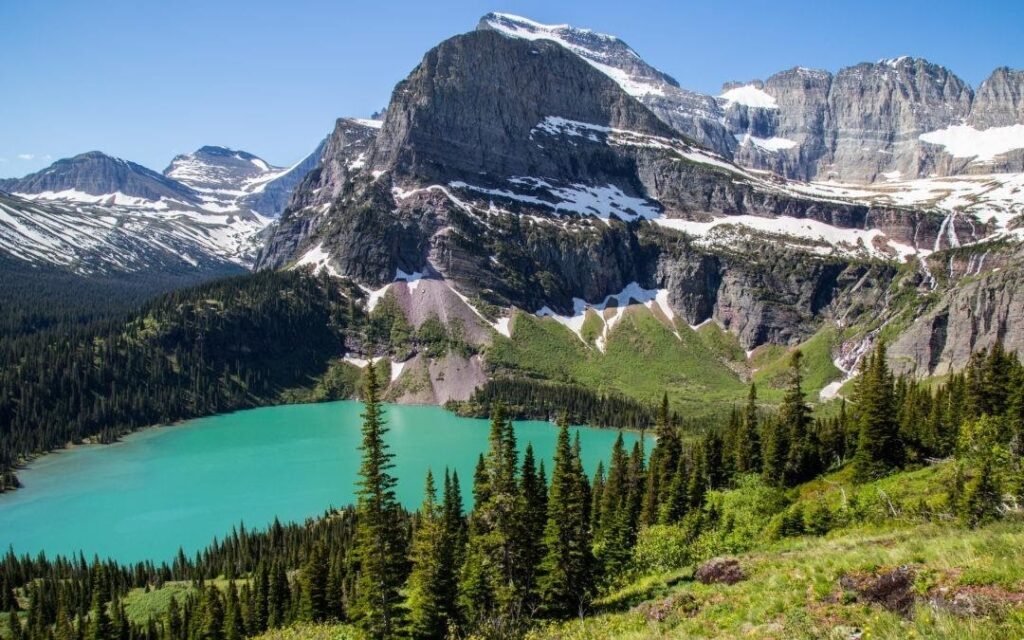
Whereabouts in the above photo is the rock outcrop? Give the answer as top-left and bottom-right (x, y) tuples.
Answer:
(890, 246), (1024, 375)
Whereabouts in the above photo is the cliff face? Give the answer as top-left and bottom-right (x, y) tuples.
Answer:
(476, 14), (1024, 184)
(890, 245), (1024, 375)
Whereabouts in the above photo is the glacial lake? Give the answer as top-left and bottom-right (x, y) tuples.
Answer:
(0, 401), (646, 564)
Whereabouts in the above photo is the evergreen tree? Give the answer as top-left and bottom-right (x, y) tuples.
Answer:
(349, 362), (405, 638)
(267, 561), (289, 628)
(200, 586), (224, 640)
(299, 542), (329, 622)
(852, 342), (902, 482)
(641, 394), (678, 526)
(735, 383), (761, 474)
(224, 584), (244, 640)
(405, 471), (447, 640)
(518, 444), (547, 609)
(86, 567), (111, 640)
(7, 606), (23, 640)
(538, 417), (594, 617)
(780, 351), (815, 486)
(962, 457), (1002, 527)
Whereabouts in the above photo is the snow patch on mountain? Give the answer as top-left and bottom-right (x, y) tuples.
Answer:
(480, 12), (671, 98)
(719, 85), (778, 109)
(0, 193), (267, 274)
(735, 134), (798, 152)
(653, 214), (921, 262)
(919, 124), (1024, 163)
(536, 282), (677, 352)
(450, 178), (661, 222)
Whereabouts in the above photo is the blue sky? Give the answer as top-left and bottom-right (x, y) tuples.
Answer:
(2, 0), (1021, 178)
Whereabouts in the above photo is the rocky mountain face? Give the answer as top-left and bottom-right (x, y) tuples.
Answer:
(256, 118), (380, 270)
(480, 14), (1024, 183)
(240, 138), (328, 218)
(258, 24), (1000, 379)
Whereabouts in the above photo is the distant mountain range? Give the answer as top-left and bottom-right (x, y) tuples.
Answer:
(0, 137), (330, 273)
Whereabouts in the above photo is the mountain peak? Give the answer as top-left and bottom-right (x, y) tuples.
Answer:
(165, 146), (279, 193)
(477, 12), (679, 97)
(5, 152), (197, 204)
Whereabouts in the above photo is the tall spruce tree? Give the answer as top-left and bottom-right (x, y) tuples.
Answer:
(780, 351), (815, 486)
(405, 470), (447, 640)
(200, 586), (224, 640)
(299, 542), (329, 622)
(538, 417), (594, 617)
(735, 383), (761, 474)
(458, 402), (526, 623)
(852, 342), (902, 481)
(349, 361), (405, 638)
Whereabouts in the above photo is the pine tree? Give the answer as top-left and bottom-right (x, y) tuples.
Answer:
(538, 417), (594, 617)
(780, 351), (815, 486)
(642, 394), (678, 526)
(596, 434), (631, 578)
(86, 566), (111, 640)
(518, 444), (547, 609)
(852, 342), (902, 482)
(349, 361), (405, 638)
(267, 561), (289, 628)
(224, 583), (244, 640)
(200, 586), (224, 640)
(405, 470), (447, 640)
(166, 597), (183, 640)
(735, 383), (761, 474)
(962, 457), (1002, 527)
(458, 402), (525, 623)
(299, 542), (329, 622)
(7, 606), (23, 640)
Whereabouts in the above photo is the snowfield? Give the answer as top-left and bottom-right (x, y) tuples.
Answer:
(919, 124), (1024, 163)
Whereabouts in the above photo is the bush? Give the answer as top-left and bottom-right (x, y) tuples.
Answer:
(631, 525), (693, 575)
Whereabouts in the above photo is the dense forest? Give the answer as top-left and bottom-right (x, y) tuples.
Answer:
(3, 343), (1023, 639)
(0, 270), (359, 491)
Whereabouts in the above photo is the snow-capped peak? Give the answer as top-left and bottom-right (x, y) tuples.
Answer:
(478, 12), (677, 98)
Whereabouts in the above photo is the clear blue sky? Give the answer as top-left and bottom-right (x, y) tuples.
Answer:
(2, 0), (1021, 178)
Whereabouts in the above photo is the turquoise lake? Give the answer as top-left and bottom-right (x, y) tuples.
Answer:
(0, 401), (646, 565)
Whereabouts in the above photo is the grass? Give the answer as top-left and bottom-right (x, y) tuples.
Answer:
(531, 462), (1024, 639)
(528, 520), (1024, 640)
(752, 323), (843, 403)
(122, 582), (196, 625)
(488, 307), (748, 415)
(489, 308), (848, 417)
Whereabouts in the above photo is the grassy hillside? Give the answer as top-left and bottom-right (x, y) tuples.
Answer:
(486, 307), (845, 415)
(528, 521), (1024, 639)
(527, 463), (1024, 639)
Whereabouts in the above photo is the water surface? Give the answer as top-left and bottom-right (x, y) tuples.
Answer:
(0, 401), (645, 564)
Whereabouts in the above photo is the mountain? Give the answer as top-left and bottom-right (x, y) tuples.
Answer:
(252, 21), (1024, 413)
(1, 151), (201, 205)
(0, 151), (269, 271)
(479, 14), (1024, 183)
(0, 143), (328, 276)
(164, 142), (326, 217)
